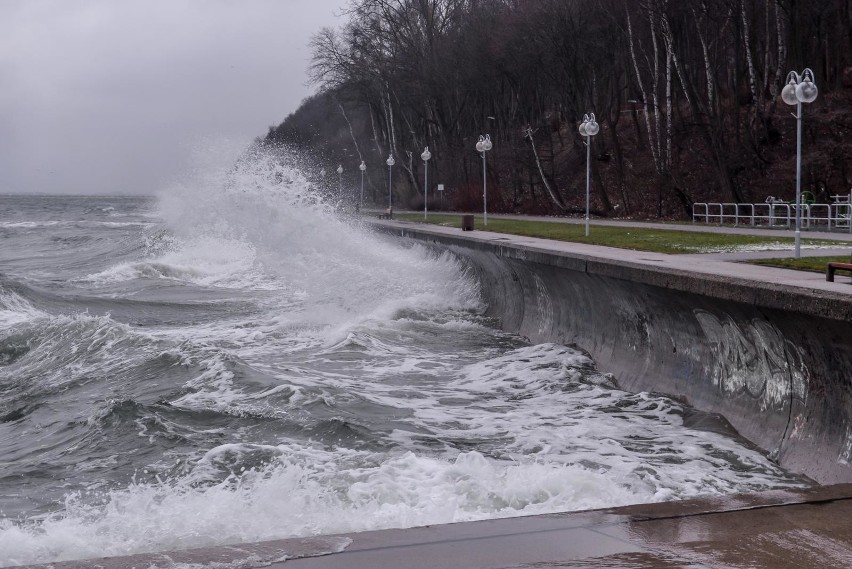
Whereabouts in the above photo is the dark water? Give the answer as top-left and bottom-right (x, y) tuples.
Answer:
(0, 160), (807, 566)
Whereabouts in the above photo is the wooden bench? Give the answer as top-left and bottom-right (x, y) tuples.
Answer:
(377, 208), (393, 220)
(826, 261), (852, 282)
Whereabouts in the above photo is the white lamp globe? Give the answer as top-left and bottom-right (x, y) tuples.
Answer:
(585, 119), (600, 136)
(386, 155), (395, 167)
(796, 78), (818, 103)
(421, 147), (431, 161)
(781, 80), (800, 106)
(359, 161), (366, 172)
(483, 136), (492, 151)
(336, 165), (343, 174)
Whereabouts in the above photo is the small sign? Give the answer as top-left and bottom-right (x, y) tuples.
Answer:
(437, 184), (445, 192)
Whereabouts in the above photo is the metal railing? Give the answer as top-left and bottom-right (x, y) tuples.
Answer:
(692, 200), (852, 233)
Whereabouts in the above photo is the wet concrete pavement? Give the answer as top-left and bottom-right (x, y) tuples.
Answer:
(25, 485), (852, 568)
(370, 217), (852, 298)
(282, 484), (852, 568)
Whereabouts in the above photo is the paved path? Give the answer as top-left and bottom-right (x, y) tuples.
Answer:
(372, 217), (852, 296)
(389, 210), (852, 242)
(281, 485), (852, 569)
(379, 211), (852, 261)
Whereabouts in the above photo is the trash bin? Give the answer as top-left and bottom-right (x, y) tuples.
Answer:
(461, 214), (474, 231)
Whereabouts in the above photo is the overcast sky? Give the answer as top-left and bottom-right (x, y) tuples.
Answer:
(0, 0), (345, 195)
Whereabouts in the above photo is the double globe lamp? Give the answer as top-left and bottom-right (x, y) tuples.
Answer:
(421, 147), (432, 219)
(780, 69), (818, 258)
(475, 135), (493, 225)
(578, 113), (600, 237)
(386, 154), (395, 212)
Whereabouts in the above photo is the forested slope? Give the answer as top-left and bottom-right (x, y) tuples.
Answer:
(265, 0), (852, 219)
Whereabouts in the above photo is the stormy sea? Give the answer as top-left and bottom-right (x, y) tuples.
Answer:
(0, 148), (806, 566)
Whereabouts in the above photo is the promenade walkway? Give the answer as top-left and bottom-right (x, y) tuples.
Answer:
(490, 213), (852, 262)
(372, 214), (852, 296)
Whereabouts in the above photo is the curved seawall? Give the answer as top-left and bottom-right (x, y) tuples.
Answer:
(375, 221), (852, 485)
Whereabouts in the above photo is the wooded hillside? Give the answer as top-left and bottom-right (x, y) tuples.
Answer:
(265, 0), (852, 219)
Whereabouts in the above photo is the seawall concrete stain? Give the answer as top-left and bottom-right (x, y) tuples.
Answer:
(375, 222), (852, 485)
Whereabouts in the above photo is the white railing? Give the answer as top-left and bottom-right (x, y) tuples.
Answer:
(692, 198), (852, 233)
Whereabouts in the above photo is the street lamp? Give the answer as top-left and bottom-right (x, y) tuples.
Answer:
(336, 164), (343, 196)
(475, 134), (493, 225)
(386, 154), (395, 212)
(359, 160), (366, 211)
(421, 146), (431, 220)
(578, 113), (600, 237)
(781, 68), (818, 258)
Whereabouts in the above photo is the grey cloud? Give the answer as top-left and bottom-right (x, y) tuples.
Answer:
(0, 0), (343, 195)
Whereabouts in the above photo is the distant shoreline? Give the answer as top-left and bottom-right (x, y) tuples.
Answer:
(0, 193), (155, 198)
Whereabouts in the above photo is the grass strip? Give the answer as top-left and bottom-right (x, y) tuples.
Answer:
(750, 256), (851, 273)
(392, 213), (837, 255)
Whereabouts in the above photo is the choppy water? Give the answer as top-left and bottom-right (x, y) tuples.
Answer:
(0, 149), (807, 567)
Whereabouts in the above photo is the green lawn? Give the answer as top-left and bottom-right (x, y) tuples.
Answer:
(391, 213), (838, 255)
(750, 255), (851, 273)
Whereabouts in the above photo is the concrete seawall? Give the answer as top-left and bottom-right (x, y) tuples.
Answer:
(372, 220), (852, 485)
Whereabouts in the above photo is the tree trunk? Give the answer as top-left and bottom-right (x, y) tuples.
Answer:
(524, 127), (567, 211)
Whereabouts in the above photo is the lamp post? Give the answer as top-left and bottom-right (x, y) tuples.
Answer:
(386, 154), (395, 212)
(359, 161), (366, 211)
(475, 134), (493, 225)
(578, 113), (600, 237)
(781, 68), (818, 258)
(336, 164), (343, 195)
(421, 146), (431, 220)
